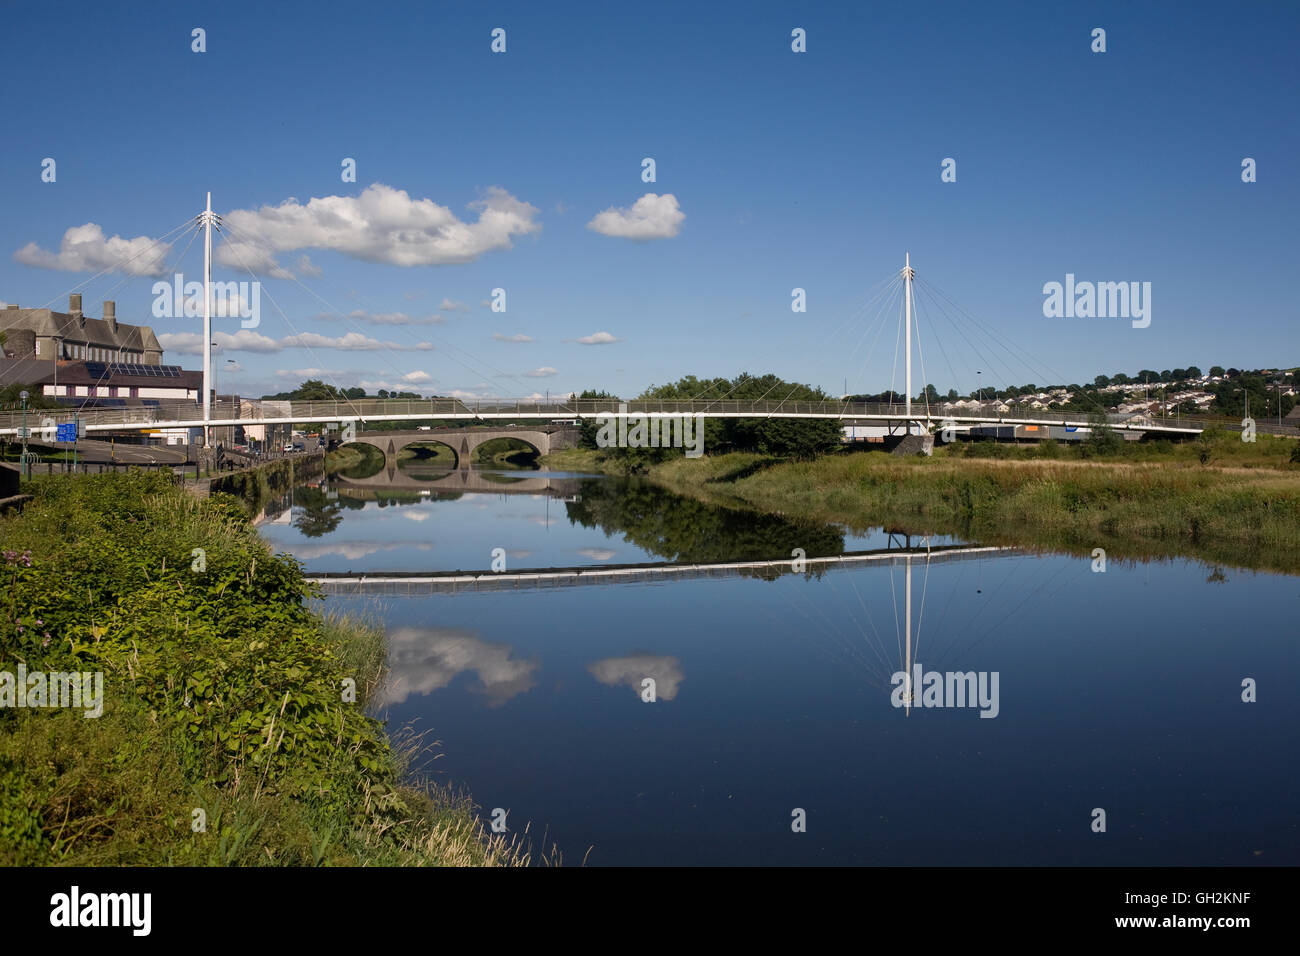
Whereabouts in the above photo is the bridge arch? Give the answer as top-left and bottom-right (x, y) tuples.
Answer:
(345, 427), (575, 470)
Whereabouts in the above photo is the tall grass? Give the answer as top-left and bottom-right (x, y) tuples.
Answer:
(623, 443), (1300, 575)
(0, 471), (535, 866)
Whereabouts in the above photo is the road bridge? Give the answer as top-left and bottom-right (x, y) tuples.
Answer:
(0, 397), (1206, 439)
(344, 426), (576, 469)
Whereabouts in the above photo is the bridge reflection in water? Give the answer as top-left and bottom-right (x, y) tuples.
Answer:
(305, 540), (1022, 596)
(334, 465), (587, 497)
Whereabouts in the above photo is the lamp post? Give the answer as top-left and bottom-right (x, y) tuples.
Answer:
(976, 371), (982, 408)
(19, 390), (29, 478)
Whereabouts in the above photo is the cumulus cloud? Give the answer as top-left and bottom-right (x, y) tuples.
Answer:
(159, 330), (281, 354)
(293, 254), (322, 277)
(215, 183), (541, 276)
(14, 223), (171, 276)
(281, 331), (433, 351)
(492, 332), (533, 343)
(575, 331), (620, 345)
(402, 370), (432, 383)
(275, 367), (342, 378)
(523, 366), (558, 378)
(439, 298), (470, 312)
(315, 309), (444, 326)
(586, 192), (684, 240)
(578, 548), (617, 561)
(588, 654), (685, 700)
(160, 330), (432, 353)
(374, 628), (539, 708)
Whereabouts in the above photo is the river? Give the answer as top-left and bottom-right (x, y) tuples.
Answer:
(255, 464), (1299, 866)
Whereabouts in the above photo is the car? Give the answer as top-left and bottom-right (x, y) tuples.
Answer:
(282, 443), (295, 453)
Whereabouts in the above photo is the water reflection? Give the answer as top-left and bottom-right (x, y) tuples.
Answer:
(376, 626), (539, 709)
(588, 654), (686, 701)
(258, 468), (1300, 866)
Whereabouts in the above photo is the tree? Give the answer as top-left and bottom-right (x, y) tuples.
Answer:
(1185, 366), (1202, 379)
(575, 389), (621, 449)
(1094, 374), (1111, 388)
(1209, 366), (1225, 378)
(1082, 411), (1122, 456)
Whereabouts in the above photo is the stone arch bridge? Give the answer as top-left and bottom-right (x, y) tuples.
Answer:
(342, 426), (578, 469)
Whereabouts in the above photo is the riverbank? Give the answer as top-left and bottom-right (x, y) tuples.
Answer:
(544, 436), (1300, 575)
(0, 472), (531, 865)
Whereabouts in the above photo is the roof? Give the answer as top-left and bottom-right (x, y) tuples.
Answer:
(0, 357), (200, 389)
(0, 305), (163, 352)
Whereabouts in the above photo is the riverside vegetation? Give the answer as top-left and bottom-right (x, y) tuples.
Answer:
(0, 471), (537, 866)
(545, 428), (1300, 576)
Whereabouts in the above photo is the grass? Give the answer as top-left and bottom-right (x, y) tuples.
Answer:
(544, 433), (1300, 575)
(0, 471), (547, 866)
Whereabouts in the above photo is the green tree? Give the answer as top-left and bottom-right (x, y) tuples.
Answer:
(1082, 411), (1122, 456)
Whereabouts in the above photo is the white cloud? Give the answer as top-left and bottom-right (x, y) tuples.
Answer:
(14, 223), (171, 276)
(281, 331), (434, 351)
(576, 331), (621, 345)
(492, 332), (533, 343)
(294, 254), (322, 278)
(316, 309), (443, 326)
(524, 366), (558, 378)
(215, 183), (541, 276)
(275, 367), (342, 378)
(402, 370), (432, 383)
(162, 329), (434, 354)
(439, 298), (470, 312)
(586, 193), (684, 240)
(578, 548), (617, 561)
(159, 330), (281, 354)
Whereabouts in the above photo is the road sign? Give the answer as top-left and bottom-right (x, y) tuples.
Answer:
(56, 423), (78, 442)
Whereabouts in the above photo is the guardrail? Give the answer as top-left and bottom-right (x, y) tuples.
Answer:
(0, 398), (1211, 434)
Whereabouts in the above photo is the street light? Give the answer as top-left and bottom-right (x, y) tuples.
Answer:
(976, 371), (982, 407)
(19, 390), (29, 478)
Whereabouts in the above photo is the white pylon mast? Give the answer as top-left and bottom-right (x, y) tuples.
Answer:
(903, 253), (915, 428)
(202, 192), (214, 447)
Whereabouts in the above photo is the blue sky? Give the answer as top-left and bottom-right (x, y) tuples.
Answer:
(1, 0), (1296, 400)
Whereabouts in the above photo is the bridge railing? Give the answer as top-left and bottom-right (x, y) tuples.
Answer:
(0, 396), (1210, 433)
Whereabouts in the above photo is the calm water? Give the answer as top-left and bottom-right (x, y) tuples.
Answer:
(258, 467), (1300, 866)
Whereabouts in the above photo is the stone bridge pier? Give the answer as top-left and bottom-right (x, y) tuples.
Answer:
(346, 426), (578, 469)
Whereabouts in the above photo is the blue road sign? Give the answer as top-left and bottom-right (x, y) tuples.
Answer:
(56, 423), (77, 442)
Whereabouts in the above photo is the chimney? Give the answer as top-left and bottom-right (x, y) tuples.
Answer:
(104, 300), (117, 333)
(69, 293), (82, 319)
